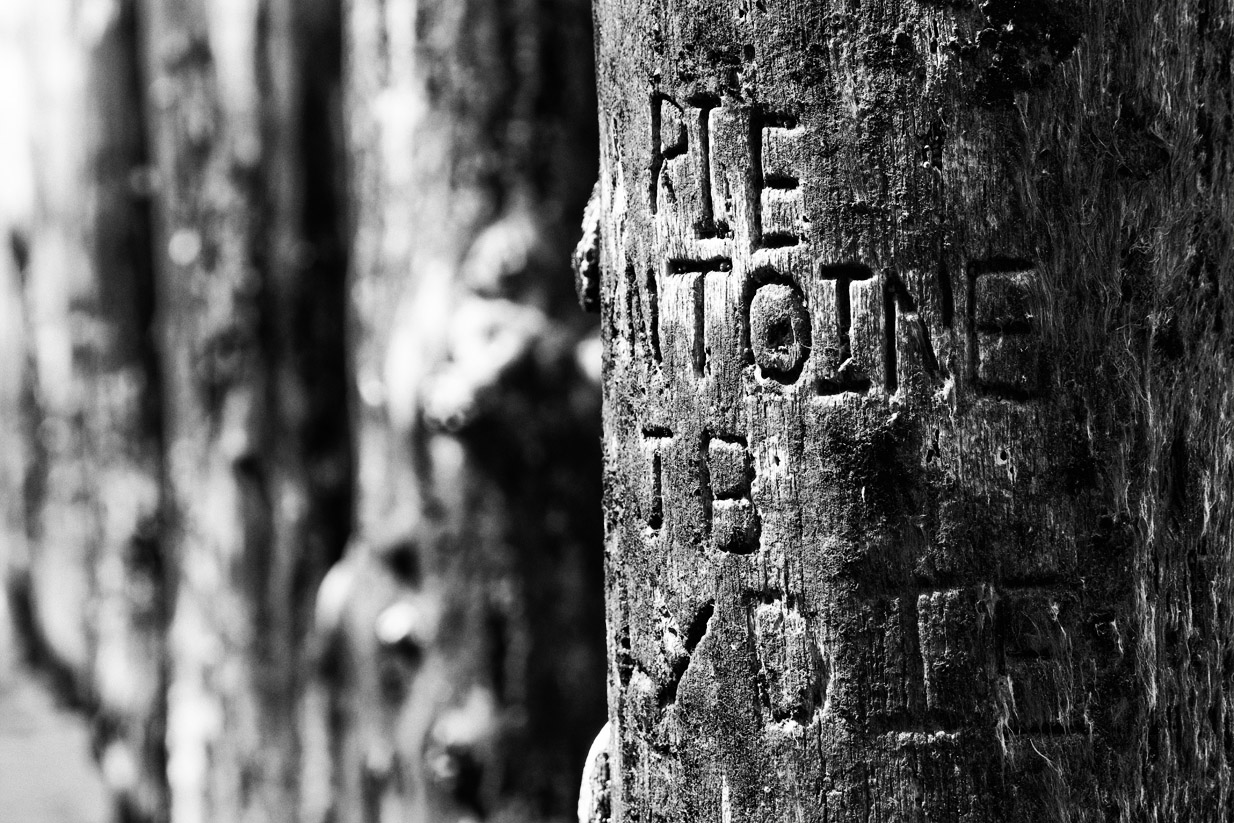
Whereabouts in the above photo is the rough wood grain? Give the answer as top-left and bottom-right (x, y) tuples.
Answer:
(591, 1), (1234, 820)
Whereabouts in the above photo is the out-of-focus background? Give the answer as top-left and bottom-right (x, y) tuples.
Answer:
(0, 1), (605, 821)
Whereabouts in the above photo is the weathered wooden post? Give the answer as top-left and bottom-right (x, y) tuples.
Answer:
(309, 0), (606, 820)
(585, 1), (1234, 819)
(141, 0), (351, 819)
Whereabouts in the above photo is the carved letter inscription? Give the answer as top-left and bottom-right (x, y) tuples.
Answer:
(703, 433), (759, 554)
(756, 113), (805, 249)
(749, 281), (810, 382)
(814, 263), (883, 395)
(970, 259), (1044, 398)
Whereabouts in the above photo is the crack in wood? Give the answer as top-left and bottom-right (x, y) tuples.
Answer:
(658, 600), (715, 708)
(642, 428), (673, 530)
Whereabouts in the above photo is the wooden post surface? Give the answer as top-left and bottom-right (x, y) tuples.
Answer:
(589, 1), (1234, 820)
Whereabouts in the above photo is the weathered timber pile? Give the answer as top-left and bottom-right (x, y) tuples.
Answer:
(586, 0), (1234, 820)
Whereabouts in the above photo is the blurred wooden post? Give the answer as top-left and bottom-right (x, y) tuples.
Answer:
(141, 0), (350, 820)
(312, 0), (606, 819)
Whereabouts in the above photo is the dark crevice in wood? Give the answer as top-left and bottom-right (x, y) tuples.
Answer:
(749, 110), (764, 246)
(815, 379), (871, 396)
(648, 93), (667, 214)
(649, 453), (664, 529)
(690, 93), (721, 238)
(884, 273), (899, 394)
(817, 262), (875, 282)
(659, 600), (715, 708)
(975, 320), (1035, 335)
(938, 257), (955, 328)
(761, 232), (801, 249)
(646, 267), (662, 364)
(684, 600), (715, 655)
(762, 173), (799, 190)
(968, 256), (1037, 277)
(667, 257), (732, 274)
(692, 274), (707, 376)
